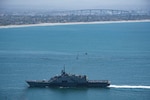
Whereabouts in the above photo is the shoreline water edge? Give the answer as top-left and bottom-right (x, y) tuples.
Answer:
(0, 20), (150, 29)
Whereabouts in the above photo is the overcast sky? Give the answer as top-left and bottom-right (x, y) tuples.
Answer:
(1, 0), (150, 10)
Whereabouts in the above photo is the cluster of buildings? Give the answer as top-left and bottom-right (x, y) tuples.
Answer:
(0, 9), (150, 26)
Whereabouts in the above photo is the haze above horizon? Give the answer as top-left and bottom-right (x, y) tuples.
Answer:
(1, 0), (150, 11)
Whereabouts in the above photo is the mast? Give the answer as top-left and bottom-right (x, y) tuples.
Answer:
(61, 65), (66, 75)
(64, 65), (65, 73)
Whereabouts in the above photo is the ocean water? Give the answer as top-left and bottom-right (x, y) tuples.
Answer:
(0, 22), (150, 100)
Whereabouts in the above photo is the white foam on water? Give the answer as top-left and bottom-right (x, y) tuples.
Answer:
(109, 85), (150, 89)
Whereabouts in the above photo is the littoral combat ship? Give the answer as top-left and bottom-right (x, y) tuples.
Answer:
(26, 68), (110, 88)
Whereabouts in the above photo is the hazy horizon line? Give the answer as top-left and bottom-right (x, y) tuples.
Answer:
(1, 7), (150, 12)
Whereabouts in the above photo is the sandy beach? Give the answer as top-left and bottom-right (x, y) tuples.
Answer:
(0, 20), (150, 29)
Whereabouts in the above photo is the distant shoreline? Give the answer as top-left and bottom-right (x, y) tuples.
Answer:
(0, 20), (150, 29)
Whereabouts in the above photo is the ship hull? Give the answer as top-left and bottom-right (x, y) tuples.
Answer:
(87, 81), (110, 87)
(26, 81), (50, 87)
(26, 80), (110, 88)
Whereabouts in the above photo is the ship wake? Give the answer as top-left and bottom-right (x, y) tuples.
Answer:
(109, 85), (150, 89)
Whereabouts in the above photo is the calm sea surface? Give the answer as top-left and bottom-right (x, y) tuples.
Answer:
(0, 22), (150, 100)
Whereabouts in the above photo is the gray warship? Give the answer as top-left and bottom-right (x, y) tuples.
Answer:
(26, 68), (110, 88)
